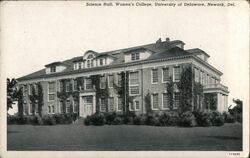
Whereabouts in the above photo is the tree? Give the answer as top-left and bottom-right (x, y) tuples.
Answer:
(7, 78), (18, 111)
(229, 98), (243, 123)
(16, 88), (24, 117)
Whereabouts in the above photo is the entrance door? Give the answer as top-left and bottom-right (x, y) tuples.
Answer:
(83, 96), (93, 117)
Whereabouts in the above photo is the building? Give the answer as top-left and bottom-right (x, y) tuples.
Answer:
(17, 38), (229, 117)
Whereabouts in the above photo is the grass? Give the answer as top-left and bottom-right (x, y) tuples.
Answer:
(7, 123), (242, 151)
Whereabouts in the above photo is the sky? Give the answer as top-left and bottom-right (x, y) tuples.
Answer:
(1, 1), (249, 107)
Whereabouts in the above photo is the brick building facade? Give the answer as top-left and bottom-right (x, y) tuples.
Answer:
(17, 38), (229, 117)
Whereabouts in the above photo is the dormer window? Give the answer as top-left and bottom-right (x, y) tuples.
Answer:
(131, 52), (140, 61)
(50, 66), (56, 73)
(86, 54), (94, 68)
(100, 58), (104, 66)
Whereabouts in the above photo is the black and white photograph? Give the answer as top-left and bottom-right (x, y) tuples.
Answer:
(1, 0), (249, 158)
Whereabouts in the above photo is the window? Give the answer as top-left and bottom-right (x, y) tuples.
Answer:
(129, 72), (139, 85)
(86, 54), (95, 68)
(87, 54), (93, 59)
(162, 67), (170, 82)
(29, 102), (33, 114)
(100, 58), (104, 66)
(128, 71), (139, 96)
(204, 73), (207, 85)
(48, 82), (55, 101)
(174, 66), (181, 82)
(28, 84), (32, 95)
(100, 98), (106, 112)
(108, 75), (114, 88)
(200, 71), (203, 84)
(117, 74), (122, 86)
(151, 94), (159, 110)
(73, 99), (78, 113)
(47, 106), (51, 114)
(195, 68), (199, 83)
(59, 101), (63, 113)
(130, 100), (139, 111)
(73, 80), (77, 91)
(174, 93), (180, 109)
(131, 52), (140, 61)
(66, 100), (71, 113)
(91, 60), (94, 67)
(79, 62), (82, 69)
(135, 100), (139, 110)
(162, 93), (170, 109)
(66, 81), (70, 92)
(51, 105), (55, 114)
(152, 69), (158, 83)
(130, 86), (139, 95)
(109, 97), (114, 111)
(81, 61), (84, 69)
(85, 96), (93, 104)
(59, 81), (63, 92)
(87, 60), (91, 68)
(24, 85), (28, 96)
(85, 79), (92, 90)
(117, 97), (123, 111)
(100, 76), (106, 89)
(50, 66), (56, 73)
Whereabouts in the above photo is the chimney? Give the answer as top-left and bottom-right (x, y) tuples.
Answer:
(156, 38), (162, 44)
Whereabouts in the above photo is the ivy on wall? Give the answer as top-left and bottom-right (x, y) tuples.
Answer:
(57, 79), (73, 113)
(144, 90), (151, 113)
(29, 85), (38, 115)
(113, 71), (135, 115)
(90, 75), (109, 113)
(37, 82), (44, 116)
(177, 66), (193, 113)
(166, 76), (174, 110)
(204, 93), (217, 111)
(177, 66), (204, 113)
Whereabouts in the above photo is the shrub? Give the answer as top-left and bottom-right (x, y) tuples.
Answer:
(178, 111), (197, 127)
(159, 112), (178, 126)
(193, 111), (212, 127)
(210, 111), (224, 126)
(90, 113), (105, 126)
(236, 113), (242, 123)
(42, 115), (56, 125)
(32, 115), (43, 125)
(104, 112), (116, 125)
(7, 115), (18, 124)
(84, 116), (91, 126)
(223, 112), (235, 123)
(112, 116), (123, 125)
(145, 113), (157, 126)
(54, 114), (66, 124)
(133, 115), (146, 125)
(123, 116), (133, 125)
(64, 113), (74, 124)
(17, 116), (30, 125)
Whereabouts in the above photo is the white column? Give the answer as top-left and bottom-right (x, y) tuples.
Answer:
(217, 93), (221, 112)
(93, 95), (96, 114)
(79, 96), (83, 117)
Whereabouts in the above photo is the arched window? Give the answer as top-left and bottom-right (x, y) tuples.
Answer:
(86, 54), (95, 68)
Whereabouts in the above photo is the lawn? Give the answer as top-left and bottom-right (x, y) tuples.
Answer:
(7, 123), (242, 151)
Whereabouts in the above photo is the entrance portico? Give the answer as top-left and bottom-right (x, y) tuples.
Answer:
(203, 83), (229, 112)
(79, 91), (96, 117)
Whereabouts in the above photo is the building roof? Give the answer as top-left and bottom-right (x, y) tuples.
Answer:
(17, 39), (221, 81)
(186, 48), (210, 57)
